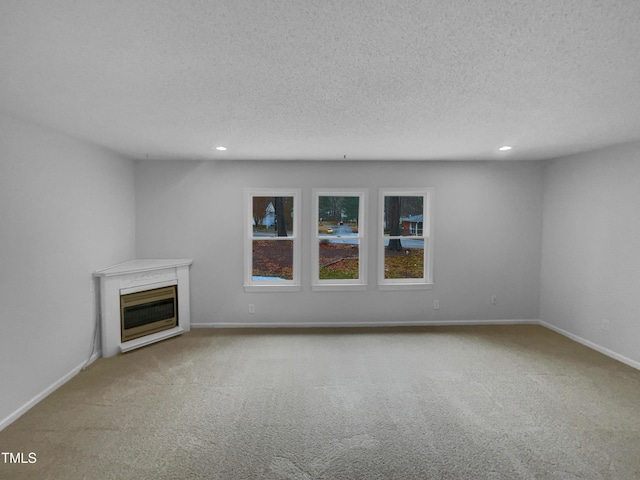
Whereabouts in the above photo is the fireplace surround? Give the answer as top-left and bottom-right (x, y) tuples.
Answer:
(94, 259), (193, 357)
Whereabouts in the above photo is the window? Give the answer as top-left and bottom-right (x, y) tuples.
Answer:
(245, 189), (301, 292)
(379, 189), (433, 289)
(312, 189), (367, 290)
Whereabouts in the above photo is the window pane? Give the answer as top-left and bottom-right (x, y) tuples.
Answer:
(318, 196), (360, 235)
(253, 196), (294, 238)
(383, 238), (424, 279)
(252, 240), (293, 280)
(319, 240), (360, 280)
(383, 196), (424, 237)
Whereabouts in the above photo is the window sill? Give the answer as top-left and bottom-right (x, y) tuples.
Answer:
(244, 284), (301, 293)
(312, 283), (368, 292)
(378, 282), (433, 291)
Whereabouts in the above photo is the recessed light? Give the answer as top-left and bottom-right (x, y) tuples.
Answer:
(215, 146), (227, 151)
(498, 146), (512, 151)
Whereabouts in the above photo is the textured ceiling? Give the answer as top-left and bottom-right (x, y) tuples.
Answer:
(1, 0), (640, 161)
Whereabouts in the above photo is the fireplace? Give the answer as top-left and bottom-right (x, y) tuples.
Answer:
(94, 259), (192, 357)
(121, 285), (178, 342)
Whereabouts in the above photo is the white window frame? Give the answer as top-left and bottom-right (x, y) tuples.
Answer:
(244, 188), (301, 292)
(378, 188), (434, 290)
(312, 189), (367, 291)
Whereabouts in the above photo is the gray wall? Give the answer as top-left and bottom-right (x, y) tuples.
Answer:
(0, 114), (136, 428)
(135, 160), (543, 326)
(540, 141), (640, 367)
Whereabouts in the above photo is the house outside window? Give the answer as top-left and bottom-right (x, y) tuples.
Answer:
(402, 214), (423, 236)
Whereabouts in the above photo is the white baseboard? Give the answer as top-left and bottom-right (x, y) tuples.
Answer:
(191, 319), (540, 328)
(540, 321), (640, 371)
(0, 351), (99, 432)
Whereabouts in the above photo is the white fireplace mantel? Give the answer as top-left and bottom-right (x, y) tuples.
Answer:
(94, 259), (193, 357)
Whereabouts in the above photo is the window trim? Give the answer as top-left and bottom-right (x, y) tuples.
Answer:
(378, 188), (434, 290)
(312, 188), (368, 291)
(244, 188), (301, 292)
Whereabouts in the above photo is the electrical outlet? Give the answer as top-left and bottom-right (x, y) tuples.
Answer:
(248, 304), (255, 314)
(490, 295), (497, 305)
(433, 300), (440, 310)
(602, 318), (610, 331)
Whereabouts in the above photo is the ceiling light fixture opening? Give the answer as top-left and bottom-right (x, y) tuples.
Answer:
(498, 145), (512, 151)
(215, 146), (227, 151)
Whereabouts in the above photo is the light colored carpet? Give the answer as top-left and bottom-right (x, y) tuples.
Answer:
(1, 325), (640, 479)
